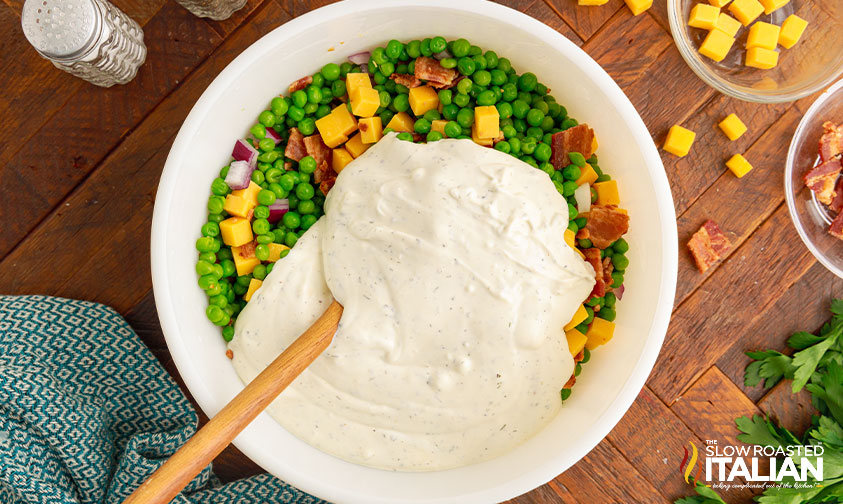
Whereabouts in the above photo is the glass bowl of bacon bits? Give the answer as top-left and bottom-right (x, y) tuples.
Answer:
(786, 78), (843, 278)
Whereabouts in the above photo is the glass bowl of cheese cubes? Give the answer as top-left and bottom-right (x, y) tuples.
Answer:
(668, 0), (843, 103)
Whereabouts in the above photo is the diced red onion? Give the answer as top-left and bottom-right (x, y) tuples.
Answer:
(348, 51), (370, 65)
(224, 160), (254, 190)
(574, 183), (591, 214)
(232, 138), (258, 167)
(267, 198), (290, 223)
(359, 64), (370, 74)
(264, 127), (282, 146)
(433, 49), (452, 60)
(616, 284), (625, 300)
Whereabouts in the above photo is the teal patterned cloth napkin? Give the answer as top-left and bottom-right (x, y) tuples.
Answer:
(0, 295), (325, 504)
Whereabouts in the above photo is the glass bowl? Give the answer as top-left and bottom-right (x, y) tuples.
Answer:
(785, 79), (843, 278)
(668, 0), (843, 103)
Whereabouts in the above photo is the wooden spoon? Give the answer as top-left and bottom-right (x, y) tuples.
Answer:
(123, 300), (343, 504)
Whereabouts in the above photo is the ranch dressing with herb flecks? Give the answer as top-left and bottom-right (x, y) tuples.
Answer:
(229, 134), (595, 471)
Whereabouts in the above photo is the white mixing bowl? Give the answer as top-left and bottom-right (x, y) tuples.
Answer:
(151, 1), (678, 502)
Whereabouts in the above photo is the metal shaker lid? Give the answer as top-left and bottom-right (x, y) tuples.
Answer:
(21, 0), (99, 59)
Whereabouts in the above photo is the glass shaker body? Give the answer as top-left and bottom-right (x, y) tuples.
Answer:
(174, 0), (248, 21)
(21, 0), (147, 88)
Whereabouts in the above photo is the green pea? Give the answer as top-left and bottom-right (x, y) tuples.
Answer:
(472, 54), (487, 71)
(251, 218), (269, 235)
(284, 231), (298, 248)
(265, 169), (283, 186)
(198, 251), (216, 263)
(392, 94), (409, 112)
(279, 173), (296, 191)
(300, 214), (318, 230)
(210, 178), (229, 197)
(298, 117), (316, 136)
(372, 46), (388, 65)
(578, 238), (593, 249)
(511, 99), (529, 119)
(295, 182), (315, 200)
(196, 260), (215, 276)
(379, 62), (395, 77)
(256, 233), (274, 245)
(561, 117), (578, 130)
(502, 124), (517, 139)
(206, 305), (224, 323)
(509, 137), (521, 154)
(457, 57), (475, 76)
(604, 292), (617, 307)
(596, 174), (611, 183)
(526, 108), (544, 127)
(562, 164), (581, 181)
(444, 121), (461, 138)
(472, 70), (491, 87)
(331, 80), (347, 99)
(476, 90), (496, 106)
(423, 109), (441, 122)
(427, 131), (443, 142)
(251, 170), (265, 185)
(551, 171), (564, 184)
(430, 36), (447, 53)
(222, 326), (235, 341)
(396, 132), (414, 141)
(561, 388), (572, 401)
(440, 58), (457, 69)
(521, 137), (537, 155)
(613, 254), (629, 271)
(613, 238), (630, 254)
(584, 307), (595, 325)
(298, 200), (316, 214)
(252, 264), (268, 281)
(219, 165), (229, 178)
(196, 236), (216, 253)
(406, 40), (421, 58)
(254, 244), (270, 262)
(211, 263), (225, 279)
(469, 45), (482, 56)
(483, 50), (499, 68)
(568, 203), (578, 220)
(303, 102), (318, 114)
(414, 118), (432, 134)
(456, 108), (474, 128)
(256, 189), (275, 206)
(418, 38), (431, 57)
(599, 308), (617, 322)
(574, 217), (587, 229)
(453, 93), (470, 108)
(299, 156), (317, 174)
(321, 62), (340, 81)
(450, 38), (470, 57)
(568, 152), (586, 167)
(250, 124), (267, 139)
(380, 110), (395, 125)
(526, 127), (543, 140)
(442, 103), (459, 121)
(292, 90), (307, 108)
(539, 162), (554, 177)
(201, 222), (220, 238)
(287, 106), (305, 122)
(574, 363), (582, 377)
(259, 110), (276, 127)
(378, 90), (392, 109)
(208, 214), (224, 225)
(517, 72), (537, 92)
(567, 221), (578, 233)
(221, 259), (236, 277)
(270, 97), (289, 117)
(385, 39), (403, 60)
(495, 141), (511, 153)
(283, 211), (301, 229)
(311, 73), (325, 87)
(456, 77), (473, 95)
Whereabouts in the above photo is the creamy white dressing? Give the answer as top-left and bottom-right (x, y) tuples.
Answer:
(229, 134), (595, 471)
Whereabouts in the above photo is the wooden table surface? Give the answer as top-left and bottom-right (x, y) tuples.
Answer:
(1, 0), (837, 502)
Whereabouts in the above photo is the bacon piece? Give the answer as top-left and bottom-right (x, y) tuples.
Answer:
(820, 121), (843, 163)
(283, 161), (293, 171)
(584, 205), (630, 249)
(319, 177), (336, 196)
(564, 375), (576, 389)
(287, 76), (312, 95)
(414, 56), (458, 88)
(830, 212), (843, 240)
(583, 248), (606, 298)
(804, 158), (842, 206)
(284, 127), (307, 162)
(390, 73), (422, 88)
(687, 220), (732, 273)
(550, 124), (595, 170)
(237, 240), (257, 259)
(830, 178), (843, 214)
(225, 349), (234, 359)
(602, 257), (614, 288)
(576, 228), (590, 240)
(303, 134), (332, 169)
(574, 350), (585, 363)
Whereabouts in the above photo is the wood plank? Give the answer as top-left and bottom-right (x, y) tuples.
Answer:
(521, 0), (583, 47)
(543, 0), (625, 41)
(275, 0), (336, 18)
(716, 261), (843, 402)
(758, 382), (817, 438)
(123, 289), (166, 351)
(582, 7), (715, 136)
(555, 440), (671, 503)
(205, 0), (267, 37)
(0, 3), (292, 313)
(666, 94), (790, 216)
(509, 482), (575, 504)
(648, 205), (817, 405)
(673, 106), (803, 305)
(0, 1), (223, 259)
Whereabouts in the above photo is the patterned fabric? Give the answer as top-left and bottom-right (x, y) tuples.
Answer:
(0, 295), (325, 504)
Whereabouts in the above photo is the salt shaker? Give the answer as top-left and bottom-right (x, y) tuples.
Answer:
(174, 0), (248, 21)
(21, 0), (146, 88)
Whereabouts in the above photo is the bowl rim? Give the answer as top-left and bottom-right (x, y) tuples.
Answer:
(784, 78), (843, 279)
(667, 0), (843, 104)
(151, 0), (678, 501)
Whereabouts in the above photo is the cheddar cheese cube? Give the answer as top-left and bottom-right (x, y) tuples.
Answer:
(714, 12), (742, 37)
(698, 29), (736, 62)
(747, 21), (780, 50)
(624, 0), (652, 16)
(779, 15), (808, 49)
(219, 217), (254, 247)
(232, 245), (261, 276)
(346, 72), (372, 97)
(345, 132), (370, 158)
(267, 243), (290, 262)
(244, 278), (263, 302)
(663, 125), (696, 157)
(585, 318), (615, 350)
(474, 106), (500, 139)
(688, 3), (720, 30)
(314, 113), (350, 148)
(222, 194), (252, 218)
(349, 86), (380, 118)
(431, 119), (448, 135)
(575, 164), (599, 186)
(386, 111), (415, 133)
(759, 0), (788, 14)
(231, 181), (261, 207)
(358, 116), (383, 144)
(718, 113), (747, 141)
(578, 0), (609, 4)
(331, 104), (358, 136)
(564, 228), (576, 249)
(745, 46), (779, 69)
(726, 153), (753, 178)
(708, 0), (731, 7)
(408, 86), (439, 117)
(564, 304), (589, 332)
(728, 0), (764, 26)
(332, 147), (354, 173)
(593, 180), (620, 206)
(566, 329), (588, 357)
(471, 123), (494, 146)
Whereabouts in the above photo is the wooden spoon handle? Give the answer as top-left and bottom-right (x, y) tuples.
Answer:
(123, 300), (343, 504)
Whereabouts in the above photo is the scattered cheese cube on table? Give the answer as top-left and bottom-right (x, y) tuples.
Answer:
(566, 329), (588, 357)
(759, 0), (788, 15)
(386, 111), (415, 132)
(564, 304), (589, 332)
(593, 180), (620, 206)
(779, 15), (808, 49)
(349, 86), (380, 117)
(219, 217), (253, 247)
(728, 0), (764, 26)
(408, 86), (439, 116)
(345, 132), (370, 158)
(244, 278), (263, 302)
(746, 46), (779, 69)
(585, 318), (615, 350)
(726, 153), (753, 177)
(718, 113), (748, 141)
(624, 0), (652, 16)
(578, 0), (609, 4)
(747, 21), (780, 50)
(358, 116), (383, 144)
(699, 29), (736, 62)
(708, 0), (731, 7)
(714, 13), (742, 37)
(688, 3), (721, 30)
(332, 147), (353, 173)
(663, 125), (696, 157)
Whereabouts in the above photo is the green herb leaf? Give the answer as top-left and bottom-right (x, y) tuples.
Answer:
(805, 361), (843, 426)
(810, 416), (843, 449)
(830, 298), (843, 317)
(736, 415), (788, 448)
(792, 336), (837, 393)
(789, 331), (826, 350)
(744, 350), (794, 389)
